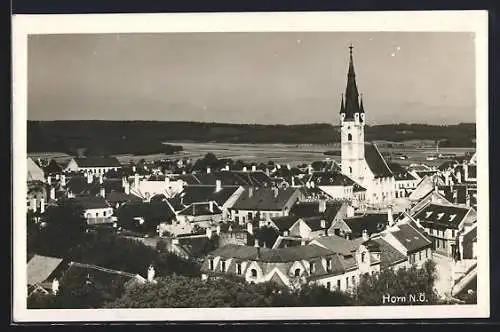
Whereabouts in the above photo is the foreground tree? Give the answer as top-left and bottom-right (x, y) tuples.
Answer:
(105, 275), (353, 308)
(354, 260), (439, 305)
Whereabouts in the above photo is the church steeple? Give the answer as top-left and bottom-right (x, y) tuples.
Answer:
(340, 44), (361, 120)
(339, 93), (345, 114)
(359, 93), (365, 113)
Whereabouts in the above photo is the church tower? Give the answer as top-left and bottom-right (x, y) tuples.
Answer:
(340, 44), (366, 183)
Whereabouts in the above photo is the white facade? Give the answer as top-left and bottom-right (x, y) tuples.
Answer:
(341, 114), (366, 184)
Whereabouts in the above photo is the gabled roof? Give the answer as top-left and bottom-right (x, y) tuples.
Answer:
(68, 196), (111, 209)
(271, 215), (301, 232)
(343, 213), (389, 238)
(73, 157), (121, 168)
(106, 191), (142, 204)
(192, 171), (272, 187)
(364, 143), (394, 178)
(387, 162), (417, 181)
(312, 235), (358, 255)
(27, 157), (46, 182)
(372, 238), (408, 269)
(178, 202), (222, 216)
(289, 201), (343, 219)
(413, 203), (470, 229)
(231, 187), (298, 211)
(389, 222), (432, 253)
(179, 185), (240, 206)
(308, 171), (357, 186)
(27, 255), (64, 285)
(301, 216), (331, 231)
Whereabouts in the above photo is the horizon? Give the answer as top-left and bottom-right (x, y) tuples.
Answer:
(28, 32), (475, 125)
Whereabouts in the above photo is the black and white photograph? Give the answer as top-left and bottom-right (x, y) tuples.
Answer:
(12, 11), (489, 321)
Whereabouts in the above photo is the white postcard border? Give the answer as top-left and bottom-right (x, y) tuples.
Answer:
(12, 10), (489, 322)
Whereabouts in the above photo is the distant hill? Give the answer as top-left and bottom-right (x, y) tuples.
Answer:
(27, 121), (476, 155)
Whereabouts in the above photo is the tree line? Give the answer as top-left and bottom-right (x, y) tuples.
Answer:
(27, 121), (476, 155)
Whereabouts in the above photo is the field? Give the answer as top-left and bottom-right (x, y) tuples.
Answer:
(28, 142), (475, 168)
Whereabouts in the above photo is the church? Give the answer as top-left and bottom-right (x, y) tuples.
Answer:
(339, 45), (396, 206)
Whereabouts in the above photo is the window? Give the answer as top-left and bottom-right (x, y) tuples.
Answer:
(327, 259), (332, 271)
(347, 133), (352, 141)
(103, 211), (106, 217)
(425, 249), (428, 258)
(349, 166), (352, 174)
(294, 268), (301, 277)
(419, 251), (422, 261)
(361, 252), (366, 263)
(309, 262), (315, 273)
(327, 282), (331, 290)
(352, 276), (356, 285)
(337, 279), (341, 290)
(346, 277), (349, 288)
(251, 269), (257, 277)
(247, 212), (252, 219)
(221, 261), (226, 272)
(209, 259), (214, 271)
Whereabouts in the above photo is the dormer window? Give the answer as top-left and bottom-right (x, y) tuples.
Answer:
(209, 259), (214, 271)
(437, 213), (445, 220)
(294, 268), (301, 277)
(327, 259), (332, 270)
(347, 133), (352, 141)
(251, 269), (257, 278)
(309, 262), (315, 273)
(449, 214), (457, 222)
(425, 211), (433, 218)
(237, 263), (242, 275)
(220, 261), (226, 272)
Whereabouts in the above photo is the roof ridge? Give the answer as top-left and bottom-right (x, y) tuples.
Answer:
(372, 142), (394, 176)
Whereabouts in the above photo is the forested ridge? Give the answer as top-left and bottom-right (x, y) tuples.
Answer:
(27, 121), (476, 155)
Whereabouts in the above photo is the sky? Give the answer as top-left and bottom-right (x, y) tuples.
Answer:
(27, 32), (476, 125)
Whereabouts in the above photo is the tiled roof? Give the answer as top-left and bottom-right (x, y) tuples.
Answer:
(344, 213), (389, 238)
(176, 236), (219, 258)
(192, 171), (272, 187)
(73, 157), (121, 168)
(308, 171), (356, 186)
(271, 215), (301, 232)
(171, 174), (201, 185)
(312, 235), (358, 255)
(372, 238), (407, 269)
(177, 202), (222, 216)
(27, 255), (64, 285)
(413, 204), (469, 229)
(438, 185), (468, 205)
(365, 143), (393, 178)
(388, 163), (417, 181)
(290, 201), (343, 219)
(231, 187), (298, 211)
(390, 223), (432, 253)
(415, 170), (438, 179)
(68, 196), (111, 209)
(180, 185), (240, 206)
(106, 191), (142, 203)
(301, 216), (331, 231)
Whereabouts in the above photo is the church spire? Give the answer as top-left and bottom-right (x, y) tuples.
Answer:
(339, 93), (345, 114)
(359, 93), (365, 113)
(341, 44), (360, 120)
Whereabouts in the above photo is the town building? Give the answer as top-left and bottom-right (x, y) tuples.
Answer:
(65, 157), (122, 174)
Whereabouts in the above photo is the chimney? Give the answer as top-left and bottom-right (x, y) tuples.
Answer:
(318, 199), (327, 213)
(47, 176), (52, 185)
(87, 173), (93, 184)
(132, 165), (136, 173)
(216, 224), (221, 236)
(55, 174), (60, 180)
(147, 265), (155, 282)
(265, 168), (270, 176)
(225, 165), (230, 171)
(50, 187), (56, 200)
(388, 207), (394, 227)
(466, 192), (471, 207)
(320, 219), (326, 229)
(262, 241), (267, 249)
(310, 181), (315, 188)
(286, 164), (291, 170)
(206, 227), (213, 239)
(254, 238), (259, 248)
(346, 204), (354, 218)
(209, 201), (214, 213)
(291, 177), (295, 187)
(172, 238), (180, 245)
(206, 167), (211, 174)
(51, 278), (59, 295)
(243, 166), (248, 172)
(248, 187), (254, 198)
(99, 174), (104, 184)
(60, 174), (66, 187)
(247, 222), (253, 235)
(100, 187), (106, 198)
(124, 182), (130, 195)
(40, 198), (45, 214)
(32, 198), (37, 212)
(215, 179), (222, 192)
(273, 187), (279, 198)
(362, 229), (369, 242)
(164, 176), (170, 186)
(122, 176), (127, 188)
(251, 165), (257, 172)
(301, 239), (306, 246)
